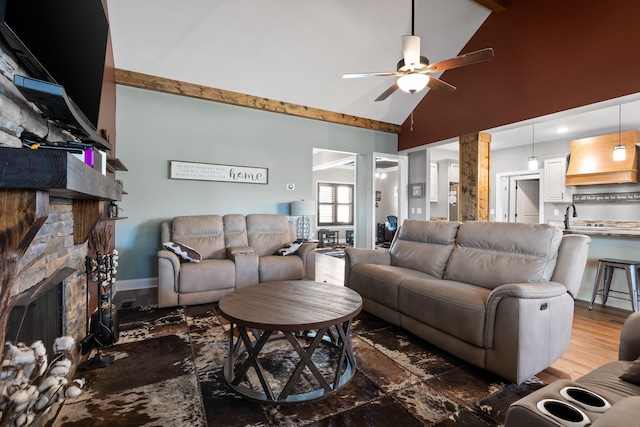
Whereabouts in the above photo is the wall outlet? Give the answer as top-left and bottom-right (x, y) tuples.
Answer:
(411, 208), (415, 214)
(554, 209), (559, 216)
(286, 183), (295, 190)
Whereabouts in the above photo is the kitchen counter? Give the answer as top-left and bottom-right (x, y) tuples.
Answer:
(548, 220), (640, 237)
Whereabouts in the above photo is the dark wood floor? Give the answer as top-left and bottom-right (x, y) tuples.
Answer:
(316, 252), (631, 383)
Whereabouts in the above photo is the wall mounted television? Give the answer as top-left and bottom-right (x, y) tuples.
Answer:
(0, 0), (110, 149)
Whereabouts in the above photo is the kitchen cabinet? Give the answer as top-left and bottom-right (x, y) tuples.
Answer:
(449, 162), (459, 183)
(430, 163), (438, 202)
(544, 156), (572, 202)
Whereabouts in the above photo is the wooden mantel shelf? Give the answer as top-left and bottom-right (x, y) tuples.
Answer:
(0, 147), (122, 201)
(0, 147), (124, 248)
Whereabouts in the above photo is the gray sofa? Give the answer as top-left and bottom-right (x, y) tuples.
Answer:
(345, 220), (591, 384)
(505, 311), (640, 426)
(158, 214), (316, 308)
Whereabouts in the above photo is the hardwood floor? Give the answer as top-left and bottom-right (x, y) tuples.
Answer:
(315, 251), (631, 384)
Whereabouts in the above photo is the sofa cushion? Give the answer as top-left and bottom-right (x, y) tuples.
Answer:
(163, 241), (202, 263)
(398, 277), (490, 347)
(619, 357), (640, 385)
(258, 255), (304, 282)
(276, 240), (303, 256)
(247, 214), (293, 256)
(349, 264), (438, 311)
(172, 215), (226, 260)
(390, 220), (460, 279)
(578, 360), (640, 405)
(178, 259), (235, 293)
(223, 214), (249, 247)
(443, 221), (563, 290)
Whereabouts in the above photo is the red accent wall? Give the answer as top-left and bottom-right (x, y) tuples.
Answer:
(399, 0), (640, 151)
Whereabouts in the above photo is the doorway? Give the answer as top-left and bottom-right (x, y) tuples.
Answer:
(496, 171), (543, 224)
(372, 153), (407, 248)
(514, 179), (540, 223)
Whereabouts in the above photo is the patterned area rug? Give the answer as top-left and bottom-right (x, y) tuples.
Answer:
(54, 303), (546, 426)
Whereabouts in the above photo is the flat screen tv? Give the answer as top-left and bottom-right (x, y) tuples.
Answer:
(0, 0), (109, 133)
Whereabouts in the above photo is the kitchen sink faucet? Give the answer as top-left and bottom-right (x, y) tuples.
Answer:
(564, 203), (578, 229)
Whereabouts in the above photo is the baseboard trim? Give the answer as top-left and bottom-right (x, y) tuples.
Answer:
(115, 277), (158, 293)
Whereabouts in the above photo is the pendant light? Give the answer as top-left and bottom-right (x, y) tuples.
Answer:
(613, 104), (626, 161)
(528, 124), (538, 170)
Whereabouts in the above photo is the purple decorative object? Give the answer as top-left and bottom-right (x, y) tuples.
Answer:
(84, 148), (94, 167)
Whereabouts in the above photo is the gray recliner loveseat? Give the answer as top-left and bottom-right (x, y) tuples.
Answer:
(505, 310), (640, 426)
(158, 213), (316, 308)
(345, 219), (591, 384)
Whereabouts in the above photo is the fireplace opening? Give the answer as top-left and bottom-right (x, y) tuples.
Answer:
(6, 267), (74, 352)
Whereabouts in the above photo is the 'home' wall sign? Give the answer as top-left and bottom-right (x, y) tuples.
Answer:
(170, 160), (268, 184)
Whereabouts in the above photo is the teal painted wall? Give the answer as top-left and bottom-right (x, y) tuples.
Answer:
(114, 85), (397, 280)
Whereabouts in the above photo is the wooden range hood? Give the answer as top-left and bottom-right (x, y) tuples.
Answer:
(565, 130), (640, 186)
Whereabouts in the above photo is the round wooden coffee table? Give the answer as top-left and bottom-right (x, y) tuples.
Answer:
(218, 280), (362, 404)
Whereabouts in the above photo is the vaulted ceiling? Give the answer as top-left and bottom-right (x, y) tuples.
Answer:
(106, 0), (494, 127)
(106, 0), (640, 152)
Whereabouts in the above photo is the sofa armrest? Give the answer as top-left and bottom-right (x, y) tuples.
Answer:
(591, 396), (640, 426)
(344, 248), (391, 288)
(297, 242), (317, 280)
(157, 249), (181, 308)
(226, 246), (255, 256)
(485, 281), (568, 349)
(619, 311), (640, 361)
(229, 251), (259, 289)
(344, 248), (391, 267)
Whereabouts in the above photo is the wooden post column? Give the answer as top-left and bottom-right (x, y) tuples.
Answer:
(459, 132), (491, 222)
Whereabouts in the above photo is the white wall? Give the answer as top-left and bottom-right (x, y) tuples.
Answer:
(114, 85), (397, 280)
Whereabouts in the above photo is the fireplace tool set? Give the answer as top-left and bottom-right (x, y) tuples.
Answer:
(80, 250), (120, 371)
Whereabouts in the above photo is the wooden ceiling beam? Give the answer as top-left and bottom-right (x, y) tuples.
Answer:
(473, 0), (507, 13)
(115, 69), (402, 134)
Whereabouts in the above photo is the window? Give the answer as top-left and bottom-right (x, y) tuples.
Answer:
(317, 182), (354, 226)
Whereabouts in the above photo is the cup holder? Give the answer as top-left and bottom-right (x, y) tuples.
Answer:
(536, 399), (591, 427)
(560, 386), (611, 413)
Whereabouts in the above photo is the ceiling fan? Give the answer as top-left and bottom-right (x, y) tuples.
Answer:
(343, 1), (494, 102)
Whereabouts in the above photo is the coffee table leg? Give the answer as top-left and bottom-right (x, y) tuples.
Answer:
(280, 328), (333, 400)
(227, 324), (276, 401)
(225, 323), (358, 403)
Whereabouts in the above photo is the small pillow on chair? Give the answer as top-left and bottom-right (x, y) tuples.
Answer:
(276, 240), (304, 256)
(620, 358), (640, 385)
(163, 241), (202, 263)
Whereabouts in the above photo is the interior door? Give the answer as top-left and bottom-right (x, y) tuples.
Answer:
(515, 179), (540, 223)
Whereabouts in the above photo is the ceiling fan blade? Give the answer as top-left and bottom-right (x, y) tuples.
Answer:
(343, 71), (400, 79)
(402, 35), (421, 71)
(375, 82), (399, 102)
(425, 48), (494, 73)
(426, 76), (456, 94)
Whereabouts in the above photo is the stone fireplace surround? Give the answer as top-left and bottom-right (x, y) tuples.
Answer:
(10, 198), (88, 352)
(0, 40), (118, 371)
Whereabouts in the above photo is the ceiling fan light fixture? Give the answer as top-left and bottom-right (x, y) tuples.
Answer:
(397, 73), (429, 93)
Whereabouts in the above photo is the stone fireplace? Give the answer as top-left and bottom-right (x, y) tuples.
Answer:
(0, 38), (120, 362)
(5, 198), (88, 355)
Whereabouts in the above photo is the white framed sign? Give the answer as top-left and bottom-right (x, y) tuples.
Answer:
(170, 160), (268, 184)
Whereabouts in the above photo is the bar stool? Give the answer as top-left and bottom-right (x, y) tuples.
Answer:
(589, 258), (640, 312)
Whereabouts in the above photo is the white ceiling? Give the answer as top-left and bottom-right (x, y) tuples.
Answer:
(105, 0), (490, 126)
(105, 0), (640, 151)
